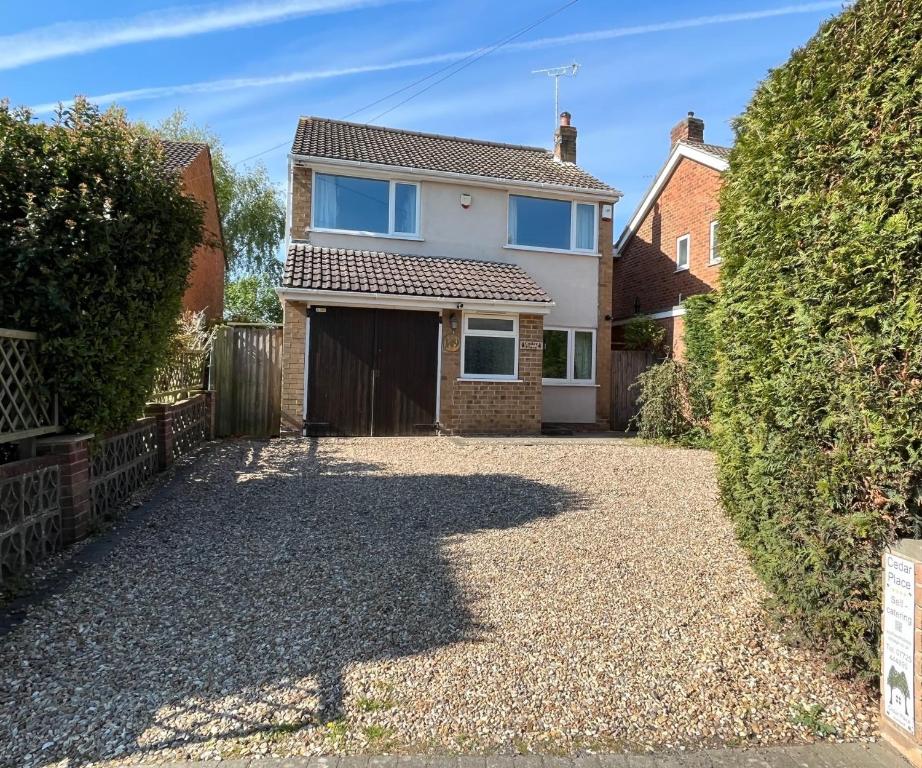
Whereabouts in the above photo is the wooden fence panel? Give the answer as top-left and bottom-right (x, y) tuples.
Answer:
(611, 350), (657, 431)
(212, 325), (282, 438)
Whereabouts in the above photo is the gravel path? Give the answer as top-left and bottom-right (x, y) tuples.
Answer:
(0, 438), (876, 767)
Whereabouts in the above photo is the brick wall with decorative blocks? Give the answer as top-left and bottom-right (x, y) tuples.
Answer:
(36, 435), (92, 544)
(290, 165), (312, 241)
(439, 311), (543, 434)
(280, 300), (308, 435)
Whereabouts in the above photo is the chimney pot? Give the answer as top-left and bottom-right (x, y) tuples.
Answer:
(554, 113), (577, 163)
(670, 112), (705, 147)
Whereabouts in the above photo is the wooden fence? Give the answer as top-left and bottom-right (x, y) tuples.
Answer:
(611, 350), (658, 431)
(211, 324), (282, 438)
(0, 328), (60, 444)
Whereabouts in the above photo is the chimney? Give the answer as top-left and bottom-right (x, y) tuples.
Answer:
(670, 111), (705, 146)
(554, 111), (577, 163)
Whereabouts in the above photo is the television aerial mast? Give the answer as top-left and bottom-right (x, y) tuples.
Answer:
(531, 62), (580, 133)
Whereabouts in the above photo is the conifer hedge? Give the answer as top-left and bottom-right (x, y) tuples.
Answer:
(713, 0), (922, 677)
(0, 100), (204, 435)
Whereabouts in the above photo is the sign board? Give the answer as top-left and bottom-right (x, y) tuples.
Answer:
(519, 340), (543, 350)
(884, 553), (916, 734)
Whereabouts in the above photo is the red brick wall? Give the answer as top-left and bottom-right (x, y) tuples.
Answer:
(180, 149), (225, 323)
(614, 157), (723, 321)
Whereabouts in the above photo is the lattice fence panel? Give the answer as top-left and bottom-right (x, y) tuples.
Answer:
(0, 463), (61, 586)
(171, 396), (209, 460)
(150, 351), (207, 404)
(0, 329), (59, 441)
(89, 420), (158, 524)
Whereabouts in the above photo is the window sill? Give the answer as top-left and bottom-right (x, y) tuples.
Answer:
(542, 381), (599, 387)
(708, 259), (722, 267)
(310, 227), (423, 242)
(675, 265), (690, 273)
(504, 244), (599, 257)
(457, 377), (523, 383)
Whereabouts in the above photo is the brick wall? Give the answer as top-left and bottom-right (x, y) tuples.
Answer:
(596, 209), (613, 424)
(613, 156), (723, 355)
(290, 165), (311, 241)
(180, 149), (226, 322)
(280, 300), (307, 434)
(439, 312), (543, 434)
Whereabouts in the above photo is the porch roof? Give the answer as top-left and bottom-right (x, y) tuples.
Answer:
(282, 243), (553, 305)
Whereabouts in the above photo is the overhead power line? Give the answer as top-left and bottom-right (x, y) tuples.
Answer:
(363, 0), (580, 123)
(230, 0), (581, 167)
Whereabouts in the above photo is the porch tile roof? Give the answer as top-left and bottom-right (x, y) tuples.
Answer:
(291, 117), (619, 195)
(283, 243), (553, 304)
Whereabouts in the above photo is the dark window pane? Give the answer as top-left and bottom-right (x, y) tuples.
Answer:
(315, 173), (388, 233)
(574, 331), (593, 380)
(543, 330), (568, 378)
(394, 183), (417, 233)
(464, 336), (515, 376)
(468, 317), (514, 332)
(509, 195), (571, 249)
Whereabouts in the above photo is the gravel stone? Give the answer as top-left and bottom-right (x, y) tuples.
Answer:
(0, 438), (877, 766)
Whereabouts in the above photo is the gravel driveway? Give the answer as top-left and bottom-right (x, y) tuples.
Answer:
(0, 438), (875, 766)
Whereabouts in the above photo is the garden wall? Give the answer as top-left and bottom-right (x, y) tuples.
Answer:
(0, 393), (212, 588)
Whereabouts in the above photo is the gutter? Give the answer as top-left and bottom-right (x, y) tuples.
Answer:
(275, 286), (555, 315)
(289, 153), (622, 202)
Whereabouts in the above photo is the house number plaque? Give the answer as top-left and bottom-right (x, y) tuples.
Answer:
(443, 331), (460, 353)
(519, 340), (543, 350)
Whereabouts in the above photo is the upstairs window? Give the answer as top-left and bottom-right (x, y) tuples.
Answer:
(542, 328), (595, 383)
(709, 220), (720, 264)
(313, 172), (419, 236)
(462, 315), (518, 380)
(508, 195), (597, 252)
(676, 234), (690, 271)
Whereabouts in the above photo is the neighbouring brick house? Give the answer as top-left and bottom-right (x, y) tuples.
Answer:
(612, 113), (729, 359)
(162, 141), (226, 323)
(277, 114), (621, 435)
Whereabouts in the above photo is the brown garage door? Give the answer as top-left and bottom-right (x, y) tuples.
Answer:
(306, 306), (439, 436)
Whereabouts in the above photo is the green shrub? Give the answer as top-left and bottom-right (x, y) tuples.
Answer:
(0, 99), (204, 435)
(623, 314), (666, 352)
(684, 293), (719, 425)
(713, 0), (922, 678)
(630, 359), (691, 441)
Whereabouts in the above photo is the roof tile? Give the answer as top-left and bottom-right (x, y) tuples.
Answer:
(283, 244), (552, 304)
(292, 117), (619, 195)
(160, 140), (207, 172)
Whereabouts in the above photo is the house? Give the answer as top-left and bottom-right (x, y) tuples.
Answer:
(612, 113), (729, 359)
(161, 141), (226, 323)
(277, 114), (621, 436)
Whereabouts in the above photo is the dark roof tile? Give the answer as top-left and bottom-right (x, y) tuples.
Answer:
(283, 243), (552, 304)
(681, 139), (732, 161)
(160, 140), (207, 172)
(291, 117), (619, 195)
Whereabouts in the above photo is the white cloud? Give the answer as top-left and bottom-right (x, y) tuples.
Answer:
(0, 0), (405, 71)
(30, 1), (845, 115)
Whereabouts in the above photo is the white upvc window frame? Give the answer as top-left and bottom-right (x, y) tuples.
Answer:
(676, 233), (691, 271)
(541, 327), (597, 385)
(709, 220), (721, 265)
(506, 193), (599, 255)
(460, 313), (519, 381)
(311, 170), (422, 239)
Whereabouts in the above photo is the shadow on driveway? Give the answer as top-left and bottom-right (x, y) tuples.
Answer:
(0, 438), (586, 766)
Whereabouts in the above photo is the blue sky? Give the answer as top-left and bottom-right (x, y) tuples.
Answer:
(0, 0), (845, 226)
